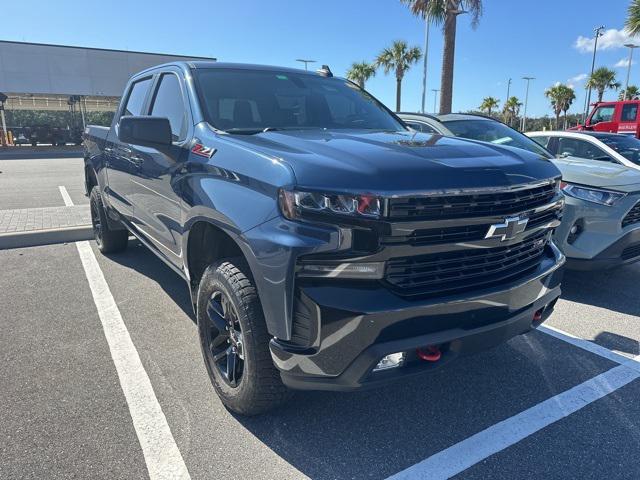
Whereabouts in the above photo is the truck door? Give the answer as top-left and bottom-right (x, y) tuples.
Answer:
(127, 71), (189, 267)
(105, 76), (153, 220)
(617, 102), (639, 135)
(587, 104), (617, 133)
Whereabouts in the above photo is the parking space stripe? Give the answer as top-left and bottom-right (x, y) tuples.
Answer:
(58, 185), (74, 207)
(387, 364), (640, 480)
(75, 240), (190, 480)
(539, 325), (635, 366)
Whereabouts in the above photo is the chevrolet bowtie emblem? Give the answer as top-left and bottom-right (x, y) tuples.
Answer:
(485, 216), (529, 241)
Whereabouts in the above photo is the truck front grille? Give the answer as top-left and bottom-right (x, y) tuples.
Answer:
(385, 232), (549, 297)
(387, 182), (557, 221)
(622, 201), (640, 228)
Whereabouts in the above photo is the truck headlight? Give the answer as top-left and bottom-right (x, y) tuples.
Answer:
(296, 261), (385, 279)
(279, 189), (382, 220)
(560, 182), (626, 206)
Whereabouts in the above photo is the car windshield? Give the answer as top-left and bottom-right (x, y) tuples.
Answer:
(442, 119), (553, 158)
(194, 68), (404, 133)
(597, 135), (640, 165)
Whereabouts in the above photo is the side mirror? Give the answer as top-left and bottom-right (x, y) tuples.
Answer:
(558, 152), (571, 158)
(118, 116), (172, 149)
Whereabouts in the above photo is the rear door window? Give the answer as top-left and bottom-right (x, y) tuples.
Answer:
(150, 73), (188, 141)
(621, 104), (638, 122)
(405, 121), (438, 134)
(531, 136), (550, 148)
(122, 78), (153, 117)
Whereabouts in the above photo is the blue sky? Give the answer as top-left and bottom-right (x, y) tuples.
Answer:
(1, 0), (636, 116)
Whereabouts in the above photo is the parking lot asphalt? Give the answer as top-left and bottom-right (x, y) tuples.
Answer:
(3, 238), (640, 479)
(3, 156), (640, 479)
(0, 157), (87, 209)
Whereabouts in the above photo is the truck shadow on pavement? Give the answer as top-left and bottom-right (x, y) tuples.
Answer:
(233, 332), (619, 480)
(104, 240), (195, 321)
(560, 265), (640, 317)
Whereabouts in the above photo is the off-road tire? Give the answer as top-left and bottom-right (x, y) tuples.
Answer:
(89, 187), (128, 253)
(197, 259), (291, 415)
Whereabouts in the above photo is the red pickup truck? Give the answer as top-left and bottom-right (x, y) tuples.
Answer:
(573, 100), (640, 137)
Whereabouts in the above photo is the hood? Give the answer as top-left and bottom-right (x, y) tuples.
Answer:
(228, 129), (560, 194)
(553, 156), (640, 192)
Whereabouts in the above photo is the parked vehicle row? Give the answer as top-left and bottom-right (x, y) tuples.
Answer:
(84, 62), (565, 415)
(398, 113), (640, 271)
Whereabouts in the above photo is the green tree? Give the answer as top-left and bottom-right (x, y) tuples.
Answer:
(479, 97), (499, 116)
(402, 0), (483, 114)
(620, 85), (640, 100)
(503, 96), (522, 127)
(545, 84), (576, 129)
(346, 61), (377, 89)
(375, 40), (422, 111)
(586, 67), (621, 102)
(626, 0), (640, 35)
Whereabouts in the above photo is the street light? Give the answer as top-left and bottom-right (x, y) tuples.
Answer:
(521, 77), (535, 132)
(583, 25), (605, 121)
(431, 89), (440, 114)
(296, 59), (316, 71)
(0, 92), (7, 146)
(421, 18), (431, 113)
(623, 44), (639, 100)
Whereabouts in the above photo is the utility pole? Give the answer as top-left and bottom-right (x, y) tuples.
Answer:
(583, 25), (605, 121)
(504, 78), (512, 121)
(295, 59), (316, 71)
(421, 18), (431, 113)
(0, 92), (7, 146)
(521, 77), (535, 132)
(431, 89), (440, 114)
(623, 44), (639, 100)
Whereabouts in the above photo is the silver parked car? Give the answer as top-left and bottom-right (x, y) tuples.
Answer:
(398, 113), (640, 269)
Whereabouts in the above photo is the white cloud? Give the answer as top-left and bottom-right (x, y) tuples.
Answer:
(574, 28), (636, 53)
(567, 73), (588, 89)
(614, 57), (636, 68)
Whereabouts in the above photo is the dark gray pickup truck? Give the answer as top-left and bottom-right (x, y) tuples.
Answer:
(84, 61), (565, 415)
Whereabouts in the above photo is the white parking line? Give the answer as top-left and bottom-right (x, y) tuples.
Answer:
(58, 185), (74, 207)
(387, 364), (639, 480)
(388, 326), (640, 479)
(75, 241), (190, 480)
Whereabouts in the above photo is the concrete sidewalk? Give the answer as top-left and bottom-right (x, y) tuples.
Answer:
(0, 205), (92, 249)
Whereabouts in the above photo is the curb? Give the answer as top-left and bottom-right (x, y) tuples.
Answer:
(0, 225), (94, 250)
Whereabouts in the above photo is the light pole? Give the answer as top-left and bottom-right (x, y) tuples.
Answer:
(431, 89), (440, 114)
(504, 78), (512, 121)
(0, 92), (7, 146)
(420, 18), (431, 113)
(296, 59), (316, 71)
(521, 77), (535, 132)
(623, 44), (639, 100)
(583, 25), (605, 121)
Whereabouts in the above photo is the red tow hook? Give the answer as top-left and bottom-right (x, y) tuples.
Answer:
(533, 308), (544, 323)
(417, 345), (442, 362)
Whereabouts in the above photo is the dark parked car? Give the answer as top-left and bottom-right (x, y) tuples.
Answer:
(84, 63), (565, 415)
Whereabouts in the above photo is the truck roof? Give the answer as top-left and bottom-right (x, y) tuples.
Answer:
(134, 60), (317, 77)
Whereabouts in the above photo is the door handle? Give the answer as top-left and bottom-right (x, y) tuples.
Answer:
(130, 155), (144, 166)
(104, 147), (113, 153)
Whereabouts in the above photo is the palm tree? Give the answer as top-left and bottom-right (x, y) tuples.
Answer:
(479, 97), (499, 116)
(346, 61), (377, 89)
(502, 96), (522, 127)
(619, 85), (640, 100)
(375, 40), (422, 112)
(586, 67), (621, 102)
(545, 84), (576, 129)
(402, 0), (483, 114)
(626, 0), (640, 35)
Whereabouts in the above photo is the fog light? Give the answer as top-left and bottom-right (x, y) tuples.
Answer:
(373, 352), (405, 372)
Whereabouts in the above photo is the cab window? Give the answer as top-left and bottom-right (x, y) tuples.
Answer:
(150, 73), (187, 141)
(557, 137), (612, 162)
(621, 104), (638, 122)
(122, 77), (153, 118)
(590, 105), (615, 123)
(405, 121), (438, 134)
(531, 136), (550, 148)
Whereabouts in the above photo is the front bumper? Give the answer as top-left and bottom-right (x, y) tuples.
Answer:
(270, 245), (565, 391)
(555, 194), (640, 270)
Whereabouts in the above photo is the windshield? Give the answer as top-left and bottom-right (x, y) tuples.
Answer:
(597, 135), (640, 165)
(442, 119), (553, 158)
(194, 68), (404, 133)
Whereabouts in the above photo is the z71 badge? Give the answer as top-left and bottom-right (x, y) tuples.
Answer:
(191, 143), (216, 158)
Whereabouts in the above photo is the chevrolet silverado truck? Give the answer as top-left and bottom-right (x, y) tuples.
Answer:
(84, 62), (565, 415)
